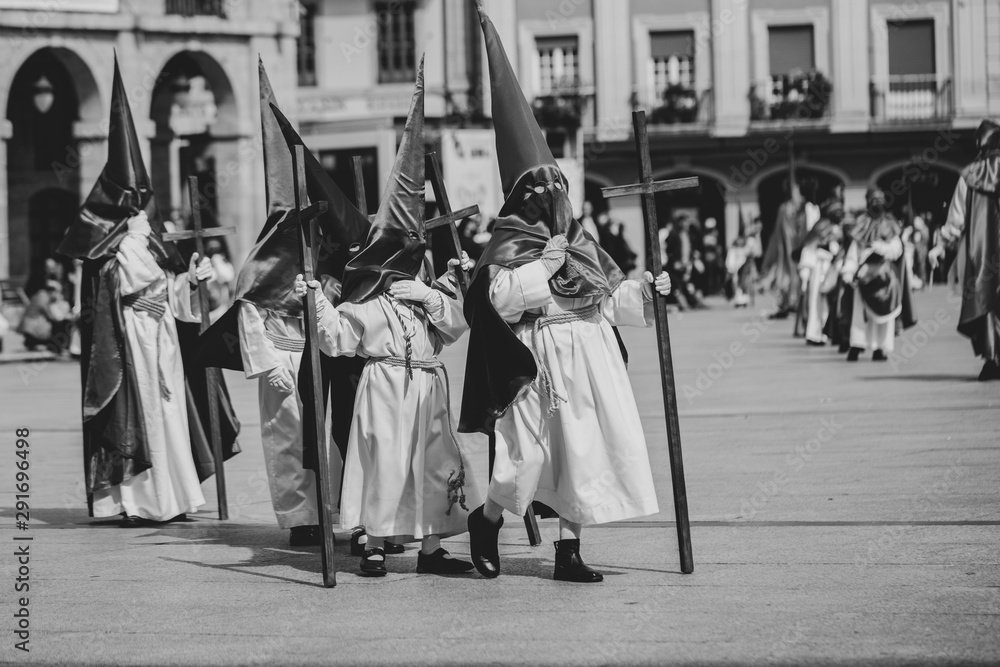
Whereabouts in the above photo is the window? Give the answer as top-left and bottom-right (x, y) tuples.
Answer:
(884, 20), (939, 120)
(376, 1), (417, 84)
(165, 0), (226, 17)
(536, 35), (579, 95)
(650, 31), (695, 94)
(768, 25), (814, 76)
(297, 2), (317, 87)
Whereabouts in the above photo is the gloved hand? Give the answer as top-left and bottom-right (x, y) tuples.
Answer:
(447, 251), (474, 274)
(799, 267), (811, 285)
(126, 211), (151, 237)
(540, 235), (569, 278)
(266, 366), (294, 394)
(642, 271), (672, 298)
(187, 252), (214, 286)
(928, 245), (945, 269)
(293, 274), (332, 315)
(390, 279), (436, 305)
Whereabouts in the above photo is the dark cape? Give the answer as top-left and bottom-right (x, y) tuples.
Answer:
(761, 198), (805, 302)
(851, 213), (917, 332)
(954, 153), (1000, 359)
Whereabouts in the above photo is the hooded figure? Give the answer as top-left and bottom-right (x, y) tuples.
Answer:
(932, 120), (1000, 380)
(461, 2), (672, 584)
(798, 196), (845, 345)
(760, 181), (806, 319)
(841, 187), (917, 361)
(58, 57), (239, 525)
(299, 58), (481, 576)
(197, 59), (371, 546)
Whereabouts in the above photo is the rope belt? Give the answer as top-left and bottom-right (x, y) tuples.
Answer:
(366, 355), (468, 516)
(121, 291), (168, 320)
(519, 303), (601, 415)
(265, 330), (305, 353)
(121, 290), (171, 401)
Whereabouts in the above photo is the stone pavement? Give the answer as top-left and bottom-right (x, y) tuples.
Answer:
(0, 288), (997, 666)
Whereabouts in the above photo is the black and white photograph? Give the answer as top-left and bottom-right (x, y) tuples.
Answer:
(0, 0), (997, 664)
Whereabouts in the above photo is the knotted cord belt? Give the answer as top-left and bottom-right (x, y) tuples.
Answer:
(121, 291), (172, 401)
(519, 303), (601, 415)
(366, 355), (469, 516)
(265, 330), (305, 353)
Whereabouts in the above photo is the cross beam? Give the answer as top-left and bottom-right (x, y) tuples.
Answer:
(162, 176), (236, 521)
(425, 152), (475, 296)
(602, 109), (695, 574)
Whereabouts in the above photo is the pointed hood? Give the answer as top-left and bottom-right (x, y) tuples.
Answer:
(476, 1), (559, 200)
(58, 56), (181, 269)
(340, 56), (427, 304)
(257, 58), (296, 241)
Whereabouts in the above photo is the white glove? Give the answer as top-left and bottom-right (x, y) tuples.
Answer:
(187, 252), (214, 286)
(266, 366), (294, 394)
(540, 235), (569, 278)
(928, 245), (945, 269)
(293, 274), (332, 315)
(799, 268), (811, 285)
(642, 271), (671, 298)
(126, 211), (151, 237)
(390, 279), (435, 305)
(447, 251), (474, 274)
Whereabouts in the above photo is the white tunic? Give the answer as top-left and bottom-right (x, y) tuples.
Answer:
(93, 234), (206, 521)
(842, 236), (904, 353)
(489, 261), (659, 525)
(238, 303), (319, 529)
(799, 244), (838, 344)
(316, 291), (481, 541)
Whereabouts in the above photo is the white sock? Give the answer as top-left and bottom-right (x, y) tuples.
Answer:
(366, 535), (385, 560)
(483, 497), (504, 524)
(421, 535), (442, 555)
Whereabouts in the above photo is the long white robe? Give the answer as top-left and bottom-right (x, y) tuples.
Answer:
(238, 303), (319, 529)
(316, 291), (481, 542)
(842, 237), (904, 353)
(488, 261), (659, 525)
(799, 244), (837, 344)
(93, 234), (206, 521)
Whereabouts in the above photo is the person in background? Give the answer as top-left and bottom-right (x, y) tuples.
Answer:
(702, 218), (723, 295)
(460, 214), (486, 263)
(578, 200), (600, 241)
(18, 279), (74, 355)
(204, 239), (235, 322)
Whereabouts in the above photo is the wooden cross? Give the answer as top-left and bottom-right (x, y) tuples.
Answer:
(163, 176), (237, 520)
(292, 145), (337, 587)
(602, 110), (695, 574)
(425, 151), (476, 296)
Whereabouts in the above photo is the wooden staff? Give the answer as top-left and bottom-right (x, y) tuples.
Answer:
(602, 110), (695, 574)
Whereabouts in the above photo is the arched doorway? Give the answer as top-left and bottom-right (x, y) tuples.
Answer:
(149, 51), (239, 254)
(873, 163), (960, 229)
(756, 166), (844, 250)
(5, 47), (100, 290)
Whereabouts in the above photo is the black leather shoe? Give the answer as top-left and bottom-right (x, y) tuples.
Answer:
(417, 548), (474, 574)
(167, 513), (188, 523)
(847, 347), (862, 362)
(468, 505), (503, 578)
(360, 548), (387, 577)
(119, 515), (144, 528)
(806, 339), (826, 347)
(553, 539), (603, 583)
(872, 350), (887, 361)
(289, 525), (320, 547)
(979, 360), (1000, 381)
(384, 541), (405, 554)
(350, 528), (367, 556)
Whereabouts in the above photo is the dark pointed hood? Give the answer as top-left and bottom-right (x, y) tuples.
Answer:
(257, 57), (296, 241)
(475, 0), (559, 201)
(58, 56), (181, 270)
(963, 119), (1000, 194)
(340, 56), (426, 304)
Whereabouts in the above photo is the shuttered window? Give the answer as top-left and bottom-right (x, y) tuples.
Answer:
(536, 35), (579, 94)
(768, 25), (814, 76)
(888, 20), (935, 76)
(376, 1), (416, 84)
(297, 2), (317, 87)
(650, 30), (695, 91)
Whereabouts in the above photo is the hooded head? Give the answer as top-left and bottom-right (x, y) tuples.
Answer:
(57, 56), (180, 269)
(340, 56), (426, 304)
(257, 57), (296, 240)
(974, 120), (1000, 155)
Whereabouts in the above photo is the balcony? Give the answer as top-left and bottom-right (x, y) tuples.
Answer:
(749, 70), (832, 129)
(871, 75), (953, 125)
(637, 86), (714, 134)
(165, 0), (226, 18)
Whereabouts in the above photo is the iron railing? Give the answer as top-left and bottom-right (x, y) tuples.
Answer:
(165, 0), (227, 18)
(871, 75), (953, 123)
(639, 87), (715, 129)
(749, 73), (832, 123)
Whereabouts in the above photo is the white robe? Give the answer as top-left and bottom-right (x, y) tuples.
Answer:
(238, 303), (319, 529)
(842, 237), (904, 353)
(316, 291), (481, 542)
(799, 244), (837, 344)
(93, 234), (206, 521)
(488, 261), (659, 525)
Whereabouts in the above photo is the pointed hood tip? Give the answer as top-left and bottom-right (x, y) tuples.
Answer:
(473, 0), (486, 22)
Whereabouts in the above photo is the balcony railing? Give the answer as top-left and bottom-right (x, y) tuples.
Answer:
(871, 75), (953, 123)
(165, 0), (227, 18)
(638, 87), (714, 130)
(750, 71), (832, 124)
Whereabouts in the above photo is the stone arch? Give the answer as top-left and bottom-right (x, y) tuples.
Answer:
(869, 159), (963, 224)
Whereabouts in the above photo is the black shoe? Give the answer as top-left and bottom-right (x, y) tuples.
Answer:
(767, 309), (791, 320)
(467, 505), (503, 578)
(350, 528), (367, 556)
(847, 347), (862, 362)
(167, 513), (188, 523)
(806, 339), (826, 347)
(553, 539), (603, 583)
(360, 548), (387, 577)
(119, 515), (144, 528)
(872, 350), (887, 361)
(416, 548), (474, 574)
(384, 541), (405, 554)
(979, 360), (1000, 381)
(289, 525), (320, 547)
(838, 342), (851, 354)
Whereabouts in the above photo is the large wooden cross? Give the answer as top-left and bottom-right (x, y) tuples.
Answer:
(602, 110), (695, 574)
(163, 176), (237, 520)
(425, 151), (477, 296)
(292, 145), (338, 587)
